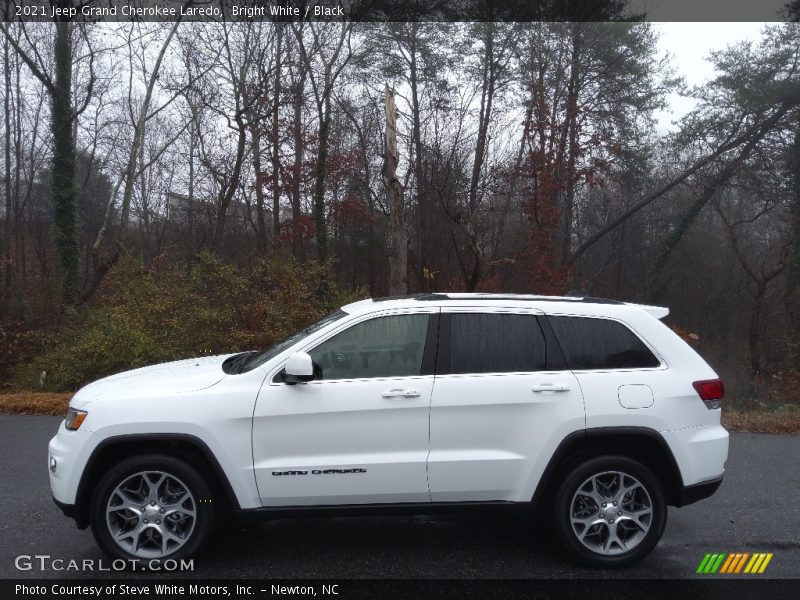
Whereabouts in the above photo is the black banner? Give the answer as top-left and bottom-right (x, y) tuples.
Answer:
(0, 0), (796, 23)
(4, 579), (800, 600)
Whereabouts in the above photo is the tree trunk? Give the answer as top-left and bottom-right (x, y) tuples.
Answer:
(2, 33), (12, 311)
(51, 21), (79, 306)
(468, 23), (494, 215)
(787, 0), (800, 341)
(290, 70), (305, 259)
(187, 119), (196, 258)
(747, 281), (767, 406)
(464, 23), (500, 292)
(213, 118), (248, 249)
(311, 91), (331, 263)
(786, 120), (800, 338)
(569, 103), (795, 265)
(382, 86), (407, 295)
(251, 128), (268, 251)
(561, 27), (582, 262)
(271, 24), (283, 251)
(644, 136), (762, 297)
(138, 126), (149, 255)
(409, 28), (426, 287)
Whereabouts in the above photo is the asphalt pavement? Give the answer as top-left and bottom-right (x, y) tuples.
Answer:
(1, 415), (798, 579)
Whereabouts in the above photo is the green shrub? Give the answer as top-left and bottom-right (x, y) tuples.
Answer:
(15, 253), (365, 392)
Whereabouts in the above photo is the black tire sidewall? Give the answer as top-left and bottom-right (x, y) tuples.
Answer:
(90, 454), (215, 565)
(553, 455), (667, 568)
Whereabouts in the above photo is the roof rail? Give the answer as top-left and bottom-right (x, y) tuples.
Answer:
(372, 292), (624, 305)
(371, 293), (443, 302)
(577, 296), (624, 305)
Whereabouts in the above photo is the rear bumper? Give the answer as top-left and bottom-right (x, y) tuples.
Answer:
(676, 475), (723, 507)
(661, 423), (728, 486)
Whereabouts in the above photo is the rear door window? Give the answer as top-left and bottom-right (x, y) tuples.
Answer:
(548, 316), (660, 370)
(448, 313), (547, 374)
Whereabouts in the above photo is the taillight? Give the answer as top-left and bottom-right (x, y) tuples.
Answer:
(693, 379), (724, 409)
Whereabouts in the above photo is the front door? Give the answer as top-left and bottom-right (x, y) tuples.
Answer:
(252, 309), (438, 506)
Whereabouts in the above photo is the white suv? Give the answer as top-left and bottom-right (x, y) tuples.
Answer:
(48, 293), (728, 567)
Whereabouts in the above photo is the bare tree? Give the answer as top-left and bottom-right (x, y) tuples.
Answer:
(292, 21), (354, 262)
(382, 86), (407, 294)
(86, 20), (189, 301)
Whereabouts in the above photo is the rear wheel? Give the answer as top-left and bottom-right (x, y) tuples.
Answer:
(553, 455), (666, 568)
(90, 454), (215, 563)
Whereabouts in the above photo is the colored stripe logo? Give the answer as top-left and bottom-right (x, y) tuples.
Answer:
(696, 552), (773, 574)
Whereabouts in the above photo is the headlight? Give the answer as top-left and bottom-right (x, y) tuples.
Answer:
(65, 407), (87, 431)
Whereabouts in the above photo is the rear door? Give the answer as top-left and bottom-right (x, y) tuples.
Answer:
(427, 307), (585, 502)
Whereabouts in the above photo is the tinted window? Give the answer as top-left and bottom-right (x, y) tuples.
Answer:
(309, 314), (429, 380)
(548, 316), (660, 370)
(449, 313), (547, 374)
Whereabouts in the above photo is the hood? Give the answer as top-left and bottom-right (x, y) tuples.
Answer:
(70, 354), (235, 408)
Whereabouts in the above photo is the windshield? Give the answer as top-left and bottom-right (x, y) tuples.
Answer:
(239, 310), (347, 373)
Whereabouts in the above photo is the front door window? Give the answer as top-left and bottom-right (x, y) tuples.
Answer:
(308, 314), (429, 380)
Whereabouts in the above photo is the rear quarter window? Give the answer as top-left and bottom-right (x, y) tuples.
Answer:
(548, 316), (660, 370)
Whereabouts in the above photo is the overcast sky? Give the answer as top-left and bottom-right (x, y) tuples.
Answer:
(654, 22), (774, 132)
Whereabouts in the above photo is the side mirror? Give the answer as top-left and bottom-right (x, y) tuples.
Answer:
(283, 352), (315, 384)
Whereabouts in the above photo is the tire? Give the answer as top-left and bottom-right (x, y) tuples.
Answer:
(90, 454), (215, 564)
(552, 455), (667, 568)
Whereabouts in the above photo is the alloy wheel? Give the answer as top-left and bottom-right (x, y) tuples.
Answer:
(105, 470), (197, 559)
(569, 470), (653, 556)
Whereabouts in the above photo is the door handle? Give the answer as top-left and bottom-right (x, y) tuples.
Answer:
(381, 389), (421, 398)
(532, 383), (570, 393)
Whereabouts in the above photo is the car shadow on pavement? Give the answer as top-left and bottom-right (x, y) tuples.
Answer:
(202, 512), (628, 578)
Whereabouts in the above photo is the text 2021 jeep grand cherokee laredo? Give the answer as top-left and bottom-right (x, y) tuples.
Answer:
(49, 293), (728, 567)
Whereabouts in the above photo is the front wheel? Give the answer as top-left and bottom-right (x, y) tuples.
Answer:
(90, 454), (215, 563)
(553, 455), (667, 568)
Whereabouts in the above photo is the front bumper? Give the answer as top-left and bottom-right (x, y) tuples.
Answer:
(48, 421), (92, 505)
(49, 423), (93, 529)
(52, 496), (89, 529)
(52, 496), (78, 520)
